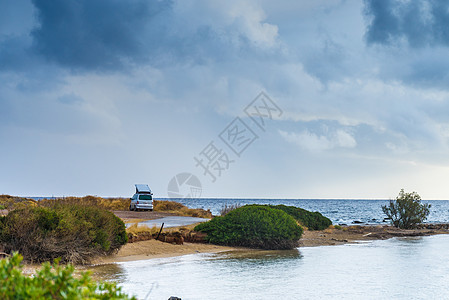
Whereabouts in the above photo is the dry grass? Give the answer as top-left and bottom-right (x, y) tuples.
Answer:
(39, 196), (129, 210)
(219, 203), (241, 216)
(0, 195), (37, 210)
(126, 223), (160, 236)
(126, 223), (164, 243)
(154, 200), (212, 218)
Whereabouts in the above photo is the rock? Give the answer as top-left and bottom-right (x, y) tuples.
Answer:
(156, 232), (184, 245)
(168, 297), (181, 300)
(352, 220), (363, 224)
(182, 231), (207, 243)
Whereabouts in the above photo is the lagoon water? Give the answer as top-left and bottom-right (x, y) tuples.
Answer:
(92, 235), (449, 299)
(88, 199), (449, 299)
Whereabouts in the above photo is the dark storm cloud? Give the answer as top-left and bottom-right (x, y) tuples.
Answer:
(31, 0), (173, 70)
(364, 0), (449, 47)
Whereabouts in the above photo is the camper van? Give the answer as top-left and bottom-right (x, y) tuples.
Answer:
(129, 184), (154, 211)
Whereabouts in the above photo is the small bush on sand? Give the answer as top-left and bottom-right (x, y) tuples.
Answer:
(154, 200), (185, 211)
(269, 204), (332, 230)
(0, 204), (127, 264)
(154, 200), (212, 218)
(0, 252), (134, 299)
(382, 189), (431, 229)
(194, 205), (303, 250)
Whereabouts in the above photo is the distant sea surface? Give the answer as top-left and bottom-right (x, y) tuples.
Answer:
(32, 197), (449, 225)
(159, 198), (449, 225)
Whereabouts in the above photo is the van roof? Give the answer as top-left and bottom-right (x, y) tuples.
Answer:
(135, 184), (152, 194)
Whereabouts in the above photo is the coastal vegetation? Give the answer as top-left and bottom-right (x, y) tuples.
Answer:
(268, 204), (332, 230)
(154, 200), (212, 218)
(382, 189), (431, 229)
(0, 195), (212, 218)
(0, 204), (127, 264)
(219, 203), (241, 216)
(194, 205), (303, 250)
(0, 195), (37, 210)
(0, 253), (134, 299)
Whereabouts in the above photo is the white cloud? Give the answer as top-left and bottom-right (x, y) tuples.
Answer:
(173, 0), (279, 49)
(279, 128), (357, 152)
(335, 129), (357, 148)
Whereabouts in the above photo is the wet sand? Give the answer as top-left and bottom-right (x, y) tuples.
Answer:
(92, 240), (238, 264)
(299, 225), (449, 247)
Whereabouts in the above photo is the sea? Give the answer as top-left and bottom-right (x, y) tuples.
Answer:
(160, 198), (449, 225)
(85, 198), (449, 299)
(31, 197), (449, 225)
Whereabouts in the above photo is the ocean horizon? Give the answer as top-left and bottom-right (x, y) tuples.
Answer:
(30, 197), (449, 226)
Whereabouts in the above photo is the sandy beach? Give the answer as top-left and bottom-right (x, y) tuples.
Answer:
(93, 239), (238, 264)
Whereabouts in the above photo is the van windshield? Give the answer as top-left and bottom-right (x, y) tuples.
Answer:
(138, 195), (152, 200)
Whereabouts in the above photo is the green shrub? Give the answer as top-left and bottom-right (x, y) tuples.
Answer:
(194, 205), (303, 250)
(0, 252), (135, 299)
(382, 189), (431, 229)
(0, 205), (127, 264)
(268, 204), (332, 230)
(334, 225), (342, 230)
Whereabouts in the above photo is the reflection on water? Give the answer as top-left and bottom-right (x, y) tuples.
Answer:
(87, 263), (127, 282)
(211, 248), (302, 261)
(127, 216), (209, 229)
(90, 235), (449, 300)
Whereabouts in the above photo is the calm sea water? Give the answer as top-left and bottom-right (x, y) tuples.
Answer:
(160, 198), (449, 225)
(91, 235), (449, 299)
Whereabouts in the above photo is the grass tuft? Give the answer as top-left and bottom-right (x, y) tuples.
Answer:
(154, 200), (212, 218)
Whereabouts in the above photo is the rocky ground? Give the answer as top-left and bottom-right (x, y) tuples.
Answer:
(299, 224), (449, 247)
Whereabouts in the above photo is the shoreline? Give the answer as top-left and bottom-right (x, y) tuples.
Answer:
(299, 224), (449, 247)
(90, 224), (449, 265)
(91, 239), (241, 264)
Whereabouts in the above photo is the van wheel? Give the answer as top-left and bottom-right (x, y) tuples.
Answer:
(129, 205), (133, 211)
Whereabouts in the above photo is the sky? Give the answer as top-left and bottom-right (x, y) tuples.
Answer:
(2, 0), (449, 199)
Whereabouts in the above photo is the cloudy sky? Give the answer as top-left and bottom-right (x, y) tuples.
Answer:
(2, 0), (449, 199)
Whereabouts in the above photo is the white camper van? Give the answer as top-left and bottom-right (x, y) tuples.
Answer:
(129, 184), (154, 211)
